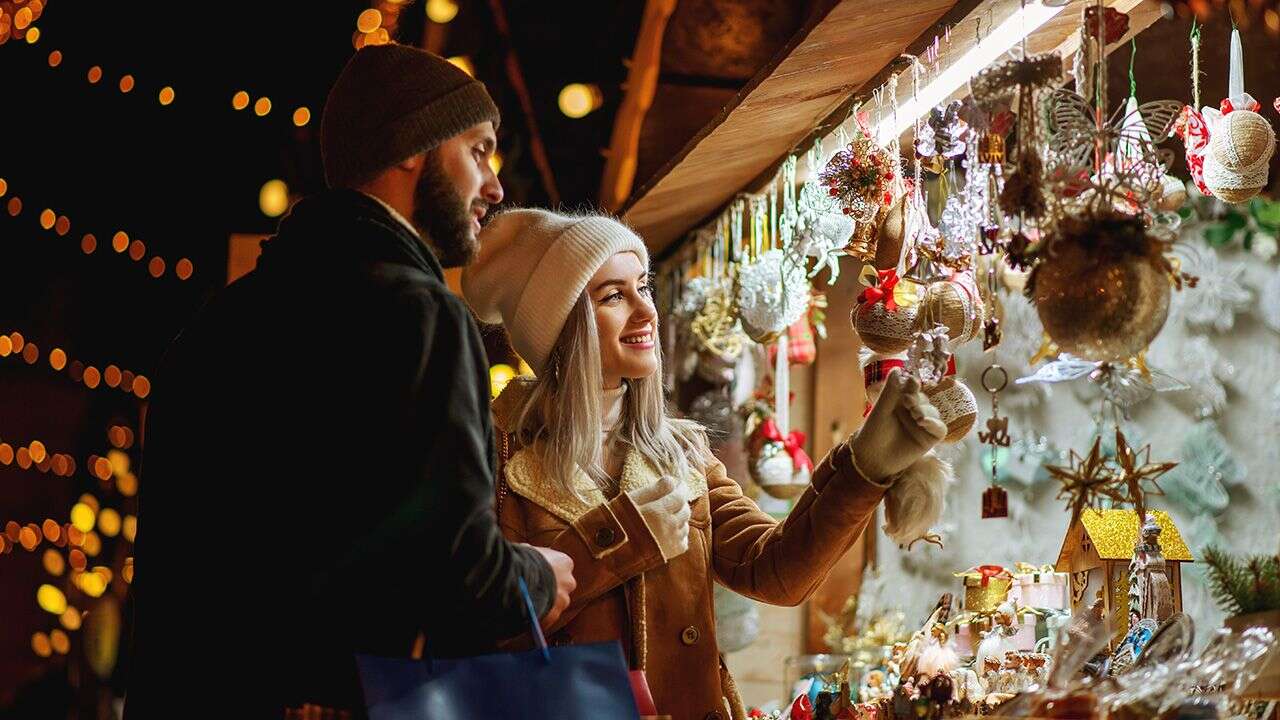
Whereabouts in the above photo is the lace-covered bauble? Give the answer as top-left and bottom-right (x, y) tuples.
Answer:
(853, 302), (919, 354)
(736, 249), (810, 343)
(924, 377), (977, 443)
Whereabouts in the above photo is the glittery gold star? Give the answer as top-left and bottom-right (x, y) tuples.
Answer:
(1048, 435), (1126, 523)
(1111, 428), (1176, 522)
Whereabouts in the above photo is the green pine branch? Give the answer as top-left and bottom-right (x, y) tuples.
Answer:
(1203, 545), (1280, 616)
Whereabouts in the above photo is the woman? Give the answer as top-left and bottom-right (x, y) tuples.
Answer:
(462, 209), (945, 720)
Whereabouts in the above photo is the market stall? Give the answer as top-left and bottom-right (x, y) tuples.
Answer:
(622, 0), (1280, 717)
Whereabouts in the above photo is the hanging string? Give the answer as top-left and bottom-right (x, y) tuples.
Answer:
(1129, 37), (1138, 98)
(1190, 18), (1202, 109)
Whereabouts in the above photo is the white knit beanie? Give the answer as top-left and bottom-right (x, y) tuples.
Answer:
(461, 209), (650, 375)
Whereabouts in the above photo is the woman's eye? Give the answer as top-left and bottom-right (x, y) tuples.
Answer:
(603, 292), (624, 304)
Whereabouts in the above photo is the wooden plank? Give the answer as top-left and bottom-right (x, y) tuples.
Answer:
(625, 0), (1166, 260)
(622, 0), (958, 254)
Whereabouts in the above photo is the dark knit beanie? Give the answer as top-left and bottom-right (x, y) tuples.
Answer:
(320, 44), (500, 189)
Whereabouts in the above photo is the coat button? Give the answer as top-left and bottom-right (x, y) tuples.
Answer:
(704, 712), (724, 720)
(681, 626), (699, 645)
(594, 526), (617, 547)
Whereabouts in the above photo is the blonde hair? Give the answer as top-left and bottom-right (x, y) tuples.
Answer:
(512, 294), (713, 497)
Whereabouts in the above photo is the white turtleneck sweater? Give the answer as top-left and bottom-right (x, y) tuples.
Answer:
(601, 384), (627, 478)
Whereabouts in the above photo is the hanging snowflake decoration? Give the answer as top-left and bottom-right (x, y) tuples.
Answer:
(1257, 269), (1280, 334)
(1171, 242), (1251, 332)
(795, 177), (855, 283)
(1162, 420), (1240, 516)
(915, 101), (969, 166)
(1150, 335), (1235, 419)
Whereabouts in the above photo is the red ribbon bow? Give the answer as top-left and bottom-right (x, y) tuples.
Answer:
(975, 564), (1010, 587)
(760, 418), (814, 473)
(858, 268), (900, 311)
(1222, 96), (1261, 115)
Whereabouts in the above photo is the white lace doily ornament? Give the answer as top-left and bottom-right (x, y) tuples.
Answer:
(736, 249), (810, 343)
(1172, 241), (1251, 332)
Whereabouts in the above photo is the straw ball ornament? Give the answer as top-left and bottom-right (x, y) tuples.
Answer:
(1208, 108), (1275, 173)
(918, 277), (983, 344)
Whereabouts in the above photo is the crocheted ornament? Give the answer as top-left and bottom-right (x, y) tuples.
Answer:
(1156, 174), (1188, 212)
(736, 249), (810, 343)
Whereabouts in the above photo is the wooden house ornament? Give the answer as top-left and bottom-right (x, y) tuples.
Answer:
(1054, 509), (1193, 647)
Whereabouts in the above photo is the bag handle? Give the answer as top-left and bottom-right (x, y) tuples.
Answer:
(518, 577), (552, 663)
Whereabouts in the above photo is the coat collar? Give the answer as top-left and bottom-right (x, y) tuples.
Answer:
(493, 377), (708, 525)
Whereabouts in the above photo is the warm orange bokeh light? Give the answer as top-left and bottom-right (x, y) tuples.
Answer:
(81, 234), (97, 253)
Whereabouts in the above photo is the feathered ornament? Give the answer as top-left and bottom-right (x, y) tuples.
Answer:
(883, 451), (953, 547)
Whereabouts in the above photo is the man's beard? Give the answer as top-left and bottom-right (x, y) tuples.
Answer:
(412, 154), (487, 268)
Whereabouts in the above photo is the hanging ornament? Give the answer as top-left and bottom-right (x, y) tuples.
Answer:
(851, 265), (922, 354)
(905, 323), (953, 388)
(737, 248), (810, 343)
(923, 377), (977, 444)
(819, 111), (897, 259)
(915, 101), (969, 169)
(1046, 435), (1127, 525)
(979, 365), (1012, 519)
(969, 52), (1061, 222)
(1200, 29), (1275, 204)
(744, 402), (813, 500)
(796, 143), (855, 282)
(918, 272), (984, 344)
(1028, 212), (1174, 362)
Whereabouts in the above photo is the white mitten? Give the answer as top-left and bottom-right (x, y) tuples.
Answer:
(628, 475), (691, 561)
(849, 368), (946, 483)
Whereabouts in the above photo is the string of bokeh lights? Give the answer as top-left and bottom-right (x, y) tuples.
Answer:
(0, 330), (153, 398)
(1, 177), (196, 282)
(4, 424), (138, 656)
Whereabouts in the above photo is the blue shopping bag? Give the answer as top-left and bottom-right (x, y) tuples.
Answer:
(356, 579), (641, 720)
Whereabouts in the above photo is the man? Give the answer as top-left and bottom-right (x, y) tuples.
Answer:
(126, 45), (574, 717)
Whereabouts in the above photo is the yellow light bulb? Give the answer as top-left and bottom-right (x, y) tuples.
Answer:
(36, 584), (67, 614)
(69, 503), (95, 533)
(426, 0), (459, 23)
(260, 179), (289, 218)
(558, 83), (601, 119)
(489, 363), (516, 399)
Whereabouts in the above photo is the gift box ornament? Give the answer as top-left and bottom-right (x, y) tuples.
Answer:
(955, 565), (1014, 614)
(1009, 563), (1070, 611)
